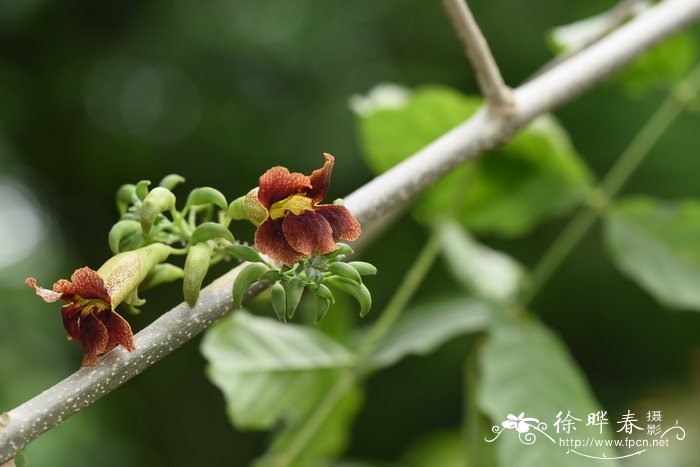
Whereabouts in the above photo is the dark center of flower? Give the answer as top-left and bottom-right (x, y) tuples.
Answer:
(269, 194), (314, 219)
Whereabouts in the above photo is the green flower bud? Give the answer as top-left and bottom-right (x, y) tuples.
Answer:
(186, 187), (228, 211)
(108, 220), (142, 254)
(189, 222), (234, 245)
(116, 184), (136, 215)
(329, 262), (362, 283)
(139, 263), (184, 292)
(314, 295), (332, 324)
(97, 243), (173, 308)
(158, 174), (186, 190)
(232, 263), (270, 308)
(326, 276), (372, 317)
(244, 188), (268, 226)
(285, 277), (305, 319)
(141, 187), (176, 235)
(348, 261), (377, 276)
(183, 242), (212, 307)
(270, 281), (287, 323)
(224, 244), (266, 263)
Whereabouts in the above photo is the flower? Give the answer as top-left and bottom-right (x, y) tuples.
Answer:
(250, 153), (361, 266)
(502, 412), (539, 433)
(26, 244), (171, 366)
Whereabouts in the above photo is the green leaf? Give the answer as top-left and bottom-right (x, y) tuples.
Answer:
(604, 196), (700, 311)
(368, 296), (491, 368)
(612, 32), (695, 95)
(547, 9), (616, 54)
(201, 311), (354, 429)
(478, 317), (618, 467)
(357, 85), (592, 237)
(438, 220), (525, 302)
(255, 389), (363, 467)
(399, 430), (468, 467)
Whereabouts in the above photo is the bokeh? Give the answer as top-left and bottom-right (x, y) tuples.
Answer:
(1, 0), (699, 465)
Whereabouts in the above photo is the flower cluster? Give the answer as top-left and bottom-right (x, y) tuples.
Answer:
(27, 154), (375, 366)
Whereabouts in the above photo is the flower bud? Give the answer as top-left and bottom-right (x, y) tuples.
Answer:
(186, 187), (228, 211)
(97, 243), (173, 308)
(183, 242), (212, 307)
(140, 187), (176, 235)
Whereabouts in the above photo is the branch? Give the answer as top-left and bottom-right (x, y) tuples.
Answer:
(2, 0), (700, 461)
(441, 0), (516, 114)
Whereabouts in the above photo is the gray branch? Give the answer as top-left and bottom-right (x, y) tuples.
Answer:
(441, 0), (516, 114)
(2, 0), (700, 461)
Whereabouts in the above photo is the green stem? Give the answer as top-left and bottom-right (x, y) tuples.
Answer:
(521, 63), (700, 306)
(274, 231), (443, 467)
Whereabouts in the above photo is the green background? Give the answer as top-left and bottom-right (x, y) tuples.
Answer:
(1, 0), (699, 465)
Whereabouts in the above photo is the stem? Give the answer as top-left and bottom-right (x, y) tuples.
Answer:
(522, 63), (700, 305)
(275, 232), (443, 467)
(442, 0), (516, 114)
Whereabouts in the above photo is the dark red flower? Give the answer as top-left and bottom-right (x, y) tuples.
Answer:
(26, 244), (172, 366)
(253, 153), (361, 266)
(26, 268), (134, 366)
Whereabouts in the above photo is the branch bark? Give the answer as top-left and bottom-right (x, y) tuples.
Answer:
(2, 0), (700, 461)
(441, 0), (516, 114)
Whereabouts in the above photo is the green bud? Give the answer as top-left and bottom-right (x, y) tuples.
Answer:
(285, 277), (305, 319)
(139, 263), (184, 292)
(224, 244), (266, 263)
(314, 283), (335, 304)
(327, 276), (372, 317)
(141, 187), (176, 235)
(329, 262), (362, 283)
(108, 220), (142, 254)
(158, 174), (186, 191)
(348, 261), (377, 276)
(186, 187), (228, 211)
(227, 197), (247, 221)
(270, 281), (286, 323)
(259, 269), (282, 282)
(124, 287), (146, 307)
(232, 263), (270, 308)
(327, 243), (354, 259)
(189, 222), (235, 245)
(97, 243), (172, 308)
(183, 242), (212, 307)
(116, 184), (136, 215)
(314, 295), (331, 324)
(305, 267), (323, 285)
(135, 180), (151, 201)
(240, 188), (268, 226)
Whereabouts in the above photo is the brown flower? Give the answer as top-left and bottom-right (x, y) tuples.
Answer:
(252, 153), (361, 266)
(27, 244), (171, 365)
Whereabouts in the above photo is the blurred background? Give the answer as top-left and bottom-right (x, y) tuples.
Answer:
(1, 0), (700, 465)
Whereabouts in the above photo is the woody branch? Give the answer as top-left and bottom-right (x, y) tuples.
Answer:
(2, 0), (700, 462)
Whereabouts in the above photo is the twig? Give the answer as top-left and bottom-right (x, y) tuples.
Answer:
(441, 0), (517, 114)
(2, 0), (700, 461)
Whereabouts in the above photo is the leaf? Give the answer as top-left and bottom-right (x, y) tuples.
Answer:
(604, 196), (700, 311)
(356, 85), (592, 237)
(477, 317), (619, 467)
(439, 220), (525, 302)
(201, 311), (354, 429)
(254, 389), (364, 467)
(612, 31), (695, 95)
(368, 296), (492, 368)
(399, 430), (468, 467)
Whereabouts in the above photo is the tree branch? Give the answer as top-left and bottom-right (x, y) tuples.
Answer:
(441, 0), (516, 114)
(2, 0), (700, 461)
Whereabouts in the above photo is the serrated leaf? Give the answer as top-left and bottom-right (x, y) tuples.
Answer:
(201, 311), (354, 429)
(478, 317), (618, 467)
(605, 197), (700, 311)
(357, 85), (592, 237)
(439, 220), (525, 302)
(368, 296), (491, 368)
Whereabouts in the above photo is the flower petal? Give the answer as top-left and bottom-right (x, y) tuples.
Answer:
(282, 211), (337, 258)
(25, 277), (64, 302)
(314, 205), (361, 242)
(255, 218), (305, 266)
(53, 267), (111, 303)
(502, 420), (517, 429)
(101, 310), (136, 352)
(257, 166), (311, 210)
(60, 304), (82, 341)
(79, 312), (109, 366)
(307, 153), (334, 203)
(516, 421), (531, 433)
